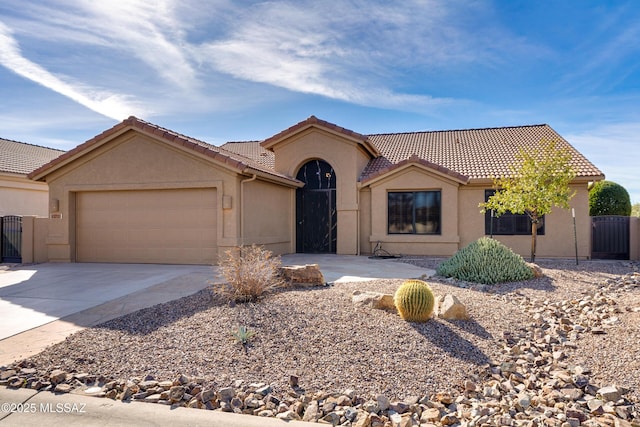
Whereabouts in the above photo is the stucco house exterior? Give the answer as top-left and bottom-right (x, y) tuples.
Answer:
(28, 116), (604, 265)
(1, 138), (64, 217)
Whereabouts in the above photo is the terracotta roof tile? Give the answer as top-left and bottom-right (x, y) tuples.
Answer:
(0, 138), (64, 175)
(363, 124), (603, 181)
(220, 141), (275, 169)
(225, 123), (603, 183)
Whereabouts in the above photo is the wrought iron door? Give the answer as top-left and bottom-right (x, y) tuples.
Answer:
(296, 160), (337, 253)
(1, 216), (22, 263)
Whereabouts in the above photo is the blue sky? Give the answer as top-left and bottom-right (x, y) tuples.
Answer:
(1, 1), (639, 202)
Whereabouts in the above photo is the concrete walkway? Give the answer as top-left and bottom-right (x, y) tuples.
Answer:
(281, 253), (431, 283)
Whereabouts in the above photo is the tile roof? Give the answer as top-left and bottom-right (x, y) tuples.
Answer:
(0, 138), (64, 175)
(221, 141), (275, 169)
(223, 123), (604, 183)
(29, 117), (296, 184)
(364, 124), (604, 181)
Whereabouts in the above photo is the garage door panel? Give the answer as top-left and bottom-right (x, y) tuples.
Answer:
(77, 189), (217, 264)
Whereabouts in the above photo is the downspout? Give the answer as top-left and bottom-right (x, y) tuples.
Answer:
(240, 174), (257, 244)
(356, 186), (361, 256)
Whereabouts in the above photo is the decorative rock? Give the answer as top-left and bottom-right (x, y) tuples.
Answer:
(218, 387), (235, 402)
(54, 383), (72, 393)
(279, 264), (325, 286)
(201, 389), (216, 402)
(168, 386), (185, 402)
(597, 386), (623, 402)
(255, 384), (272, 396)
(376, 394), (390, 411)
(302, 401), (319, 422)
(276, 410), (301, 421)
(390, 401), (410, 414)
(0, 370), (16, 381)
(352, 291), (396, 311)
(49, 369), (67, 384)
(289, 375), (299, 388)
(527, 262), (544, 278)
(322, 412), (341, 425)
(437, 294), (469, 320)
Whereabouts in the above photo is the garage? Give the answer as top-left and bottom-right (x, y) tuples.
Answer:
(76, 188), (217, 264)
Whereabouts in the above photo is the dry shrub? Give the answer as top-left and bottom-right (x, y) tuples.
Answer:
(217, 245), (283, 302)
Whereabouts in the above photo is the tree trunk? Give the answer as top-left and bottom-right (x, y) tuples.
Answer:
(530, 220), (537, 263)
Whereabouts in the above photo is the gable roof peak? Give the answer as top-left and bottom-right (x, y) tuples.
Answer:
(260, 116), (381, 158)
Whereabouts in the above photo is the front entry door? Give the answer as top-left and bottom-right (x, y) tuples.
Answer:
(296, 160), (337, 253)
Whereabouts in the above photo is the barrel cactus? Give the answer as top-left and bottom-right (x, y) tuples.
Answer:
(394, 279), (435, 322)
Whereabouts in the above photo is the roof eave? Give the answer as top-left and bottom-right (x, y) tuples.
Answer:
(361, 159), (470, 187)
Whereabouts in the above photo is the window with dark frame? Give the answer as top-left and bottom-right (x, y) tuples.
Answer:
(388, 191), (441, 234)
(484, 190), (545, 235)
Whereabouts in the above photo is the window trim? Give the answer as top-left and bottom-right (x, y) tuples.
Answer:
(387, 190), (442, 235)
(484, 189), (545, 236)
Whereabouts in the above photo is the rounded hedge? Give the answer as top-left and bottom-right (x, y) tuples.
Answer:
(436, 237), (534, 284)
(589, 180), (631, 216)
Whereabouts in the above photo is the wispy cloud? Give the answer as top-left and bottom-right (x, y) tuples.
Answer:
(0, 21), (140, 120)
(566, 122), (640, 203)
(193, 0), (504, 109)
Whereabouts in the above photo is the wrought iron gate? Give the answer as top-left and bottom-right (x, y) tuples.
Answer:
(1, 215), (23, 263)
(296, 160), (337, 253)
(591, 216), (629, 260)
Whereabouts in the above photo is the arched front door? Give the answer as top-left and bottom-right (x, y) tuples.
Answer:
(296, 160), (337, 253)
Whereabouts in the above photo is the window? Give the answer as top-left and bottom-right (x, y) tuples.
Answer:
(484, 190), (545, 235)
(388, 191), (441, 234)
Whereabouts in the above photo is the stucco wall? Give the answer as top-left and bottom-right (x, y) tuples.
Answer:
(240, 178), (294, 255)
(365, 166), (461, 256)
(42, 131), (243, 263)
(21, 216), (49, 264)
(458, 183), (593, 259)
(630, 217), (639, 261)
(0, 173), (50, 217)
(269, 127), (373, 255)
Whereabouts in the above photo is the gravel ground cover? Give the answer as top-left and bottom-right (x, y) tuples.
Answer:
(2, 258), (639, 425)
(12, 259), (640, 400)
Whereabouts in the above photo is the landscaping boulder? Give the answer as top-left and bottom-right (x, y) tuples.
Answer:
(527, 262), (544, 278)
(279, 264), (325, 287)
(352, 290), (396, 311)
(437, 294), (469, 320)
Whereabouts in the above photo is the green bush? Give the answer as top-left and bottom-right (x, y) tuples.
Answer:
(436, 237), (534, 284)
(589, 180), (631, 216)
(394, 279), (435, 322)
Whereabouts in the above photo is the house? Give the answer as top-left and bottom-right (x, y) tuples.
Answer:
(0, 138), (64, 217)
(28, 116), (604, 264)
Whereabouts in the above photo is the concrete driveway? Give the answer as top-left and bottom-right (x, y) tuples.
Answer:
(0, 263), (215, 340)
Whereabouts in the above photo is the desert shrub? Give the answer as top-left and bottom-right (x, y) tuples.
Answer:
(589, 180), (631, 216)
(217, 244), (283, 302)
(394, 279), (435, 322)
(436, 237), (534, 284)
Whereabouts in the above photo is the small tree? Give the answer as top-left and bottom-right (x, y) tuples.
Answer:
(588, 180), (631, 216)
(632, 203), (640, 217)
(480, 139), (576, 262)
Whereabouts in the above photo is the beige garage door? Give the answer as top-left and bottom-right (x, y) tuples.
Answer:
(76, 189), (217, 264)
